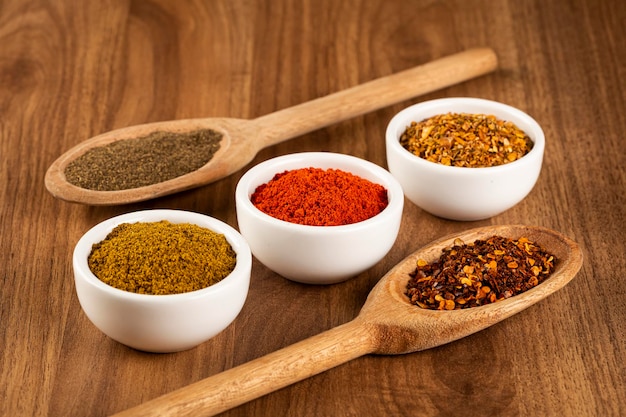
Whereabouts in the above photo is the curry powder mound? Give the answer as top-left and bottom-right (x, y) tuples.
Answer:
(399, 113), (533, 167)
(88, 221), (236, 295)
(64, 129), (222, 191)
(406, 235), (556, 310)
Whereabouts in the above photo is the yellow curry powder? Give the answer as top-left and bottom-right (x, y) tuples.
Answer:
(88, 221), (236, 295)
(399, 113), (533, 167)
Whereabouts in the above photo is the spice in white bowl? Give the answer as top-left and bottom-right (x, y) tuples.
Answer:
(235, 152), (404, 284)
(386, 97), (545, 221)
(73, 209), (252, 353)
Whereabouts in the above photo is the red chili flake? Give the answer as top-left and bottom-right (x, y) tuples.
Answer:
(406, 235), (556, 310)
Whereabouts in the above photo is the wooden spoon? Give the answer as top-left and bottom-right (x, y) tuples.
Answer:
(112, 225), (583, 417)
(45, 48), (497, 205)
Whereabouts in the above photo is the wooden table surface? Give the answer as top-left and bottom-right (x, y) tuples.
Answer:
(1, 0), (624, 416)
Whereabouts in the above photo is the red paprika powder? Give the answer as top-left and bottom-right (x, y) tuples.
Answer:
(250, 167), (389, 226)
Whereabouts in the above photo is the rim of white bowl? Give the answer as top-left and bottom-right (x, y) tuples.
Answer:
(385, 97), (545, 174)
(235, 152), (404, 233)
(73, 209), (252, 300)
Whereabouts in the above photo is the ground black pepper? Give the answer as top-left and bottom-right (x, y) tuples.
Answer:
(406, 235), (556, 310)
(64, 129), (222, 191)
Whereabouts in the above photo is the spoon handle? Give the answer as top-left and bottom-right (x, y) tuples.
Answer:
(112, 319), (375, 417)
(251, 47), (498, 147)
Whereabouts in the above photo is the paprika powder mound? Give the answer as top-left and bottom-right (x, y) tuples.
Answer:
(250, 167), (389, 226)
(406, 235), (556, 310)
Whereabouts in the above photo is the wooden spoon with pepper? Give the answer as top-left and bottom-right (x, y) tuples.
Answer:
(45, 48), (497, 205)
(112, 224), (583, 417)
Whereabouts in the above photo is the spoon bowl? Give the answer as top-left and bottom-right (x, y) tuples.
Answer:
(113, 224), (583, 417)
(44, 48), (498, 205)
(361, 224), (581, 354)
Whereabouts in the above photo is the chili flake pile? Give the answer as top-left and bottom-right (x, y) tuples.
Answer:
(406, 235), (556, 310)
(399, 113), (533, 167)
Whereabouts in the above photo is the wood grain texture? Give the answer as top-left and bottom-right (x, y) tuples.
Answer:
(0, 0), (624, 416)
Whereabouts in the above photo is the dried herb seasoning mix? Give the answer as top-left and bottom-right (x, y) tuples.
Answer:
(64, 129), (222, 191)
(400, 113), (533, 167)
(406, 235), (556, 310)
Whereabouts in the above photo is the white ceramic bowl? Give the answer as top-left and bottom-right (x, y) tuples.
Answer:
(385, 97), (545, 221)
(73, 209), (252, 353)
(235, 152), (404, 284)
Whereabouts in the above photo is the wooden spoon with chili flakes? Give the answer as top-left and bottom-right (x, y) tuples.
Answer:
(112, 224), (583, 417)
(45, 48), (497, 205)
